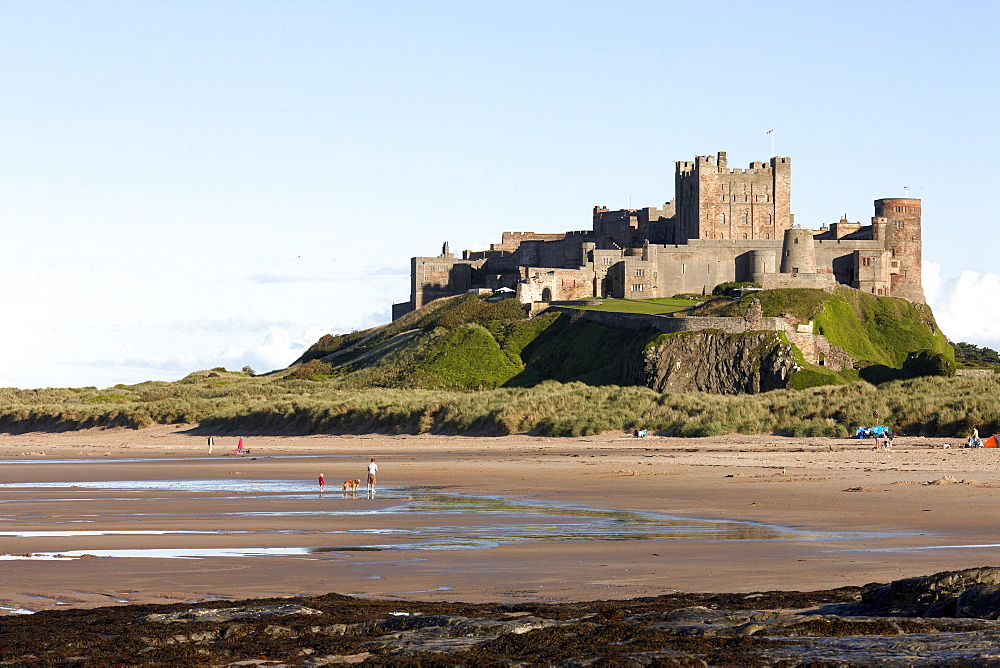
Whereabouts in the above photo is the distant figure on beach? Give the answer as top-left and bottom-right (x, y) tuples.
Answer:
(968, 428), (982, 448)
(873, 410), (880, 422)
(207, 436), (214, 455)
(318, 473), (325, 492)
(235, 437), (245, 455)
(367, 458), (378, 493)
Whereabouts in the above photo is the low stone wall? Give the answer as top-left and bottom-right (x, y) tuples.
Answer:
(956, 368), (996, 377)
(544, 306), (791, 335)
(545, 305), (856, 371)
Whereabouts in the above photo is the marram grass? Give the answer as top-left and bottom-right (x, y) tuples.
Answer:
(1, 372), (997, 438)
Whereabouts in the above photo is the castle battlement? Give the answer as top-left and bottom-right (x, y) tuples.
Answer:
(394, 150), (925, 320)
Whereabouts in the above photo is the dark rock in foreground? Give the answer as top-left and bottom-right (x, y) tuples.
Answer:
(8, 570), (1000, 665)
(857, 566), (1000, 618)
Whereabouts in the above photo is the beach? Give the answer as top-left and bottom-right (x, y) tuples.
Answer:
(2, 426), (999, 615)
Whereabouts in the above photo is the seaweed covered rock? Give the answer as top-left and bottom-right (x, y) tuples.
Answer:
(860, 567), (1000, 617)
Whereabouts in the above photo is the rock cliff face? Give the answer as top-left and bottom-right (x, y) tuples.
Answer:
(637, 330), (798, 394)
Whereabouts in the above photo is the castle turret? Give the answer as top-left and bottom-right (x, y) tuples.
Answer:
(780, 224), (817, 274)
(873, 198), (924, 303)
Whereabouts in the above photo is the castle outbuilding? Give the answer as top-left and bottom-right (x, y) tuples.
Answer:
(393, 151), (923, 320)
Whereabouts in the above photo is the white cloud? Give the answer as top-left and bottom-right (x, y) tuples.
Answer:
(924, 261), (1000, 349)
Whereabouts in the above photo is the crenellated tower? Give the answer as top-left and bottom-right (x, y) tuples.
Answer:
(674, 152), (792, 243)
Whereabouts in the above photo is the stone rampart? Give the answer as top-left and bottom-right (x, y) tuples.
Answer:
(544, 306), (791, 335)
(956, 368), (996, 377)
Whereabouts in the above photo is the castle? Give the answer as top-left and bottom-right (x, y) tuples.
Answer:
(393, 151), (923, 319)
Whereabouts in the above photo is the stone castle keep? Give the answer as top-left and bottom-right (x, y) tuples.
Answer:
(393, 151), (924, 319)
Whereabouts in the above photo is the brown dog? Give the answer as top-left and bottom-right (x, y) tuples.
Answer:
(342, 479), (361, 492)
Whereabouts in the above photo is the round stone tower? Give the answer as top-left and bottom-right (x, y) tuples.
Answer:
(779, 224), (817, 274)
(873, 198), (924, 303)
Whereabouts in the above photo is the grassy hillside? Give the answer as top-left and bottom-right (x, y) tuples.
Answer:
(0, 288), (973, 438)
(689, 287), (952, 387)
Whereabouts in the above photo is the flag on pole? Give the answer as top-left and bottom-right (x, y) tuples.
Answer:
(766, 129), (773, 134)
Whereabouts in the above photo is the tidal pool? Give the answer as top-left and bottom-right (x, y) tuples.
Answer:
(0, 478), (895, 560)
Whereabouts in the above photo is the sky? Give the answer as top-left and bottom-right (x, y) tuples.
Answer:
(1, 0), (998, 389)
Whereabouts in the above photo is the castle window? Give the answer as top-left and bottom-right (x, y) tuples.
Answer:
(742, 233), (748, 239)
(896, 221), (904, 228)
(861, 257), (872, 267)
(793, 237), (799, 244)
(630, 284), (645, 292)
(764, 233), (770, 239)
(744, 194), (748, 202)
(895, 206), (906, 212)
(602, 257), (612, 265)
(741, 213), (748, 224)
(720, 213), (726, 225)
(766, 214), (772, 225)
(720, 195), (726, 201)
(634, 269), (645, 277)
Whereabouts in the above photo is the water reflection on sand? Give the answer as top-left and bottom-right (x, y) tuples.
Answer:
(0, 475), (891, 561)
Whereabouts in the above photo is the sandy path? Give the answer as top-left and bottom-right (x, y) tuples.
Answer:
(2, 426), (999, 613)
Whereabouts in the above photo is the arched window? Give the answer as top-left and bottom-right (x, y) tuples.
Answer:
(741, 213), (748, 225)
(742, 233), (748, 239)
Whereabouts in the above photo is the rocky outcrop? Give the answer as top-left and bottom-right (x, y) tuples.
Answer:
(857, 567), (1000, 618)
(637, 330), (798, 394)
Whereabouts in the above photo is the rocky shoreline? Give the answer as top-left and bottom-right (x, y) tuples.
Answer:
(8, 568), (1000, 665)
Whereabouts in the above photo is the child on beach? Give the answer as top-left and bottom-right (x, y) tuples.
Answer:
(367, 458), (378, 493)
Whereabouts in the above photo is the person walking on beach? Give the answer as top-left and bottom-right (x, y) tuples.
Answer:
(207, 436), (214, 455)
(318, 473), (325, 493)
(235, 437), (245, 455)
(367, 458), (378, 494)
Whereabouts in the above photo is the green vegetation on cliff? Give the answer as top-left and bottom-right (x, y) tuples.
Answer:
(690, 287), (953, 387)
(0, 288), (975, 438)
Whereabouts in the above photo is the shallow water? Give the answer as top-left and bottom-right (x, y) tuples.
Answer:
(0, 475), (895, 561)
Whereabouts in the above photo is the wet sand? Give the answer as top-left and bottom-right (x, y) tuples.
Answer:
(2, 426), (999, 614)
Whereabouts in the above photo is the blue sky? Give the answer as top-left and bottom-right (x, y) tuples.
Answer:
(2, 0), (998, 389)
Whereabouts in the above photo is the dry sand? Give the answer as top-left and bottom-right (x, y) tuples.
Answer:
(2, 426), (999, 614)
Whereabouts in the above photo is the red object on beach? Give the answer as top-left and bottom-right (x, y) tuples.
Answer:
(984, 435), (998, 449)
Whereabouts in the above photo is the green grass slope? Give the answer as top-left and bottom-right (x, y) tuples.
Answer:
(0, 288), (970, 438)
(689, 287), (952, 387)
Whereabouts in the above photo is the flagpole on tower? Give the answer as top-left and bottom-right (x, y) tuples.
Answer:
(767, 129), (774, 157)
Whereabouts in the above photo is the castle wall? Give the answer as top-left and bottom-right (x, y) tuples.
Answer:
(518, 268), (594, 303)
(545, 306), (793, 335)
(650, 239), (783, 296)
(411, 255), (478, 309)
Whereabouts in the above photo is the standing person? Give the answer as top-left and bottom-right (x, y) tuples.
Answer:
(873, 410), (881, 423)
(318, 473), (325, 493)
(208, 436), (214, 455)
(367, 458), (378, 494)
(235, 437), (244, 455)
